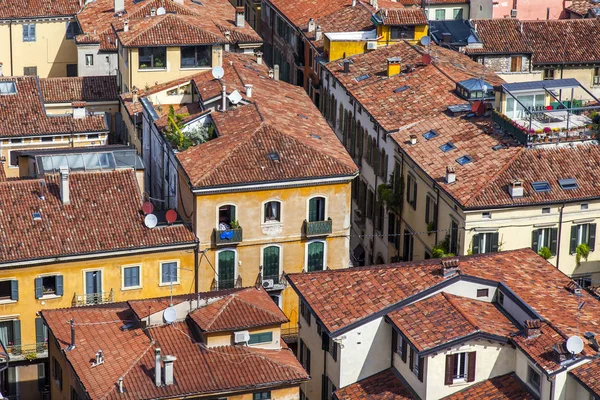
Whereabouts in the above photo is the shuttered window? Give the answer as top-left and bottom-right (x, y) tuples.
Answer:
(35, 275), (64, 298)
(262, 246), (280, 281)
(308, 197), (326, 222)
(445, 352), (476, 385)
(570, 223), (596, 254)
(248, 332), (273, 345)
(307, 242), (325, 272)
(532, 228), (558, 255)
(123, 266), (140, 288)
(471, 232), (499, 254)
(217, 251), (235, 289)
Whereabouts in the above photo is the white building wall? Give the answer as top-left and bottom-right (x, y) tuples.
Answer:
(77, 45), (117, 76)
(393, 350), (426, 398)
(298, 310), (328, 400)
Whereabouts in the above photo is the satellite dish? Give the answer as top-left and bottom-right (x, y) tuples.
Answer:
(165, 209), (177, 224)
(420, 36), (431, 46)
(156, 6), (166, 15)
(566, 336), (584, 354)
(142, 201), (154, 215)
(163, 306), (177, 323)
(144, 213), (158, 229)
(421, 54), (432, 65)
(228, 90), (242, 104)
(212, 66), (225, 80)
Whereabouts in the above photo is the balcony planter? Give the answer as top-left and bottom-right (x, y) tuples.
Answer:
(214, 227), (243, 245)
(304, 218), (333, 237)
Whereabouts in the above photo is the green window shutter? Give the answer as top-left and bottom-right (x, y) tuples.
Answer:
(531, 230), (539, 251)
(570, 226), (578, 254)
(550, 228), (558, 255)
(309, 198), (318, 222)
(248, 332), (273, 345)
(35, 317), (47, 345)
(472, 234), (481, 254)
(412, 180), (418, 209)
(218, 251), (235, 287)
(588, 223), (596, 251)
(13, 320), (21, 347)
(10, 280), (18, 301)
(491, 232), (499, 252)
(307, 242), (325, 272)
(56, 275), (64, 296)
(230, 205), (236, 223)
(263, 246), (280, 279)
(35, 277), (43, 299)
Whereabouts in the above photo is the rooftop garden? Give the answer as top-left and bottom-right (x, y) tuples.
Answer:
(164, 105), (215, 151)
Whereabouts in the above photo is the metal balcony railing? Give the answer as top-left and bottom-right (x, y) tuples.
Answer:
(72, 289), (114, 307)
(5, 342), (48, 361)
(214, 227), (243, 246)
(210, 276), (242, 291)
(304, 218), (333, 237)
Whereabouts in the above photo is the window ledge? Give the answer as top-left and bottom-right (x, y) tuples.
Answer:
(159, 282), (180, 287)
(450, 379), (469, 387)
(0, 299), (17, 305)
(179, 67), (211, 71)
(40, 294), (61, 300)
(138, 68), (167, 72)
(262, 221), (282, 226)
(121, 286), (142, 291)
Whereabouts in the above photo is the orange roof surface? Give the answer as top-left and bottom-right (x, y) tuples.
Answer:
(570, 357), (600, 397)
(444, 373), (535, 400)
(464, 19), (532, 55)
(376, 8), (427, 26)
(0, 0), (80, 18)
(334, 369), (414, 400)
(40, 76), (118, 103)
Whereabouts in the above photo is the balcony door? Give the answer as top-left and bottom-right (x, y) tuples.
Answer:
(85, 270), (102, 304)
(308, 197), (326, 222)
(263, 246), (280, 283)
(217, 251), (236, 290)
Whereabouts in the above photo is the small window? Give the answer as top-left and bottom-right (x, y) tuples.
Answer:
(41, 137), (53, 142)
(23, 66), (37, 76)
(52, 357), (63, 390)
(531, 181), (551, 193)
(497, 291), (505, 305)
(543, 68), (555, 80)
(85, 54), (94, 66)
(453, 352), (468, 381)
(160, 262), (178, 284)
(218, 204), (237, 228)
(123, 266), (141, 288)
(42, 276), (57, 295)
(248, 332), (273, 345)
(528, 365), (541, 392)
(440, 142), (456, 152)
(355, 74), (369, 82)
(267, 151), (280, 161)
(482, 212), (491, 219)
(88, 134), (99, 140)
(0, 280), (17, 301)
(9, 151), (18, 167)
(393, 85), (410, 93)
(0, 81), (17, 95)
(253, 392), (271, 400)
(422, 130), (438, 140)
(477, 288), (489, 298)
(542, 207), (551, 214)
(66, 64), (77, 77)
(435, 9), (446, 20)
(558, 178), (578, 190)
(264, 201), (281, 223)
(581, 203), (589, 210)
(456, 155), (473, 166)
(10, 138), (22, 144)
(23, 23), (36, 42)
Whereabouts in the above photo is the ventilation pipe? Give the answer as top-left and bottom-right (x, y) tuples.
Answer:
(162, 355), (177, 385)
(221, 85), (227, 111)
(132, 87), (139, 104)
(235, 6), (245, 28)
(255, 51), (263, 65)
(245, 84), (253, 98)
(343, 59), (350, 73)
(150, 7), (156, 16)
(315, 26), (322, 41)
(118, 378), (124, 393)
(123, 19), (129, 32)
(154, 348), (162, 386)
(60, 166), (70, 205)
(307, 18), (315, 33)
(114, 0), (124, 13)
(445, 166), (456, 184)
(273, 65), (280, 81)
(68, 319), (76, 350)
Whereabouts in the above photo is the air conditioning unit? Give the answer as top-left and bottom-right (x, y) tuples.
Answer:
(262, 279), (274, 289)
(234, 330), (250, 343)
(510, 8), (517, 17)
(366, 41), (377, 50)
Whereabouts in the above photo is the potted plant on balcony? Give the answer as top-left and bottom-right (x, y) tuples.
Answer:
(427, 222), (435, 235)
(576, 243), (590, 267)
(432, 235), (455, 258)
(230, 219), (240, 230)
(538, 246), (553, 260)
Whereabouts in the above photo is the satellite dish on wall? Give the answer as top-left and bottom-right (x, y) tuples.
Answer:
(420, 36), (431, 46)
(566, 336), (584, 354)
(228, 90), (242, 104)
(165, 209), (177, 224)
(142, 201), (154, 215)
(144, 213), (158, 229)
(156, 6), (166, 15)
(212, 66), (225, 80)
(164, 306), (177, 323)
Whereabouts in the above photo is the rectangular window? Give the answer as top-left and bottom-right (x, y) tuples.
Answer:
(472, 232), (499, 254)
(264, 201), (281, 222)
(248, 332), (273, 345)
(41, 136), (53, 142)
(139, 47), (166, 69)
(445, 352), (475, 385)
(403, 229), (414, 261)
(528, 365), (541, 392)
(35, 275), (63, 298)
(87, 134), (99, 140)
(594, 67), (600, 86)
(160, 262), (178, 284)
(85, 54), (94, 66)
(406, 174), (417, 210)
(0, 81), (17, 95)
(307, 242), (325, 272)
(0, 280), (18, 301)
(482, 212), (491, 219)
(574, 275), (592, 289)
(453, 8), (463, 19)
(543, 68), (555, 80)
(66, 21), (78, 39)
(435, 9), (446, 20)
(570, 223), (596, 254)
(217, 251), (236, 290)
(390, 26), (415, 40)
(477, 288), (489, 298)
(23, 24), (36, 42)
(253, 392), (271, 400)
(9, 151), (18, 167)
(123, 266), (141, 289)
(498, 291), (505, 305)
(542, 207), (551, 214)
(180, 45), (211, 68)
(300, 301), (311, 326)
(510, 56), (522, 72)
(532, 227), (558, 256)
(453, 352), (468, 381)
(66, 64), (77, 77)
(23, 66), (37, 76)
(581, 203), (589, 210)
(52, 357), (63, 390)
(450, 220), (459, 255)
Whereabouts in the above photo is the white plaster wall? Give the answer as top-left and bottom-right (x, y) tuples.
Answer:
(77, 45), (117, 76)
(393, 349), (426, 399)
(298, 309), (327, 400)
(496, 288), (534, 327)
(515, 349), (546, 398)
(422, 280), (497, 303)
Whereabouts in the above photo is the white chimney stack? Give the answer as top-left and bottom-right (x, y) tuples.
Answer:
(162, 355), (177, 385)
(372, 0), (378, 9)
(245, 84), (253, 98)
(150, 7), (156, 16)
(255, 51), (263, 65)
(273, 65), (280, 81)
(508, 178), (524, 198)
(352, 0), (356, 6)
(235, 6), (245, 28)
(315, 25), (322, 41)
(132, 87), (139, 103)
(123, 19), (129, 32)
(154, 348), (162, 387)
(59, 166), (70, 205)
(446, 166), (456, 184)
(221, 85), (227, 111)
(118, 378), (124, 393)
(72, 102), (86, 119)
(114, 0), (124, 13)
(307, 18), (316, 33)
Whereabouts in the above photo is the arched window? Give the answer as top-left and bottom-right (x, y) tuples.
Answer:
(218, 204), (236, 228)
(306, 241), (325, 272)
(262, 246), (281, 282)
(308, 196), (326, 222)
(264, 201), (281, 223)
(217, 250), (236, 289)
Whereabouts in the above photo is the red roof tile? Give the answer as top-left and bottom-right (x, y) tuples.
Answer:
(465, 19), (532, 55)
(334, 369), (414, 400)
(0, 0), (80, 18)
(0, 76), (108, 137)
(566, 0), (597, 16)
(40, 76), (118, 103)
(0, 169), (196, 265)
(376, 8), (427, 25)
(443, 373), (535, 399)
(570, 357), (600, 397)
(189, 287), (288, 333)
(267, 0), (352, 28)
(511, 322), (570, 373)
(387, 293), (517, 351)
(398, 0), (467, 4)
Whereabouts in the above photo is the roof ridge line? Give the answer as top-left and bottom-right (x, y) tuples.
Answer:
(234, 345), (308, 375)
(203, 295), (236, 330)
(233, 291), (286, 320)
(441, 292), (481, 331)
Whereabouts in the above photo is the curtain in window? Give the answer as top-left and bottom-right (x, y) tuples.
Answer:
(0, 322), (13, 347)
(309, 198), (325, 222)
(263, 246), (280, 280)
(307, 242), (324, 272)
(218, 251), (235, 288)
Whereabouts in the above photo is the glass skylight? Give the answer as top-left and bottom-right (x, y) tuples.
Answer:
(393, 85), (409, 93)
(456, 155), (473, 166)
(423, 130), (438, 140)
(558, 178), (578, 190)
(440, 142), (456, 152)
(0, 81), (17, 95)
(531, 181), (551, 193)
(355, 74), (370, 82)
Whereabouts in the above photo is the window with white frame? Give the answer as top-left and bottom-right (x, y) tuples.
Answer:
(532, 227), (557, 255)
(472, 232), (499, 254)
(85, 54), (94, 66)
(217, 250), (236, 290)
(264, 201), (281, 223)
(122, 266), (141, 289)
(306, 241), (325, 272)
(23, 24), (36, 42)
(528, 365), (541, 392)
(570, 223), (596, 254)
(160, 261), (179, 285)
(452, 352), (468, 381)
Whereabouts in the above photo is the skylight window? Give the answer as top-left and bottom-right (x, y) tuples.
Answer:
(456, 155), (473, 166)
(393, 85), (409, 93)
(440, 142), (456, 152)
(355, 74), (370, 82)
(492, 143), (508, 151)
(310, 133), (321, 140)
(531, 181), (551, 193)
(32, 212), (42, 221)
(0, 81), (17, 95)
(558, 178), (578, 190)
(267, 152), (280, 161)
(297, 113), (308, 120)
(423, 130), (438, 140)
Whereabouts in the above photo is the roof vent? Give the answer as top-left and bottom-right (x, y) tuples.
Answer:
(409, 134), (417, 145)
(91, 349), (105, 367)
(343, 59), (351, 73)
(123, 19), (129, 32)
(508, 178), (523, 198)
(553, 341), (570, 362)
(162, 355), (177, 385)
(267, 151), (280, 161)
(150, 7), (156, 16)
(307, 18), (316, 33)
(315, 25), (323, 41)
(441, 258), (459, 278)
(524, 319), (542, 339)
(244, 84), (253, 98)
(32, 211), (42, 221)
(445, 166), (456, 184)
(118, 377), (124, 393)
(255, 51), (263, 65)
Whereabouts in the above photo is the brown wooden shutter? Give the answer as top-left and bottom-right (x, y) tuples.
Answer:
(467, 352), (476, 382)
(418, 356), (424, 382)
(391, 329), (398, 356)
(409, 347), (414, 371)
(401, 339), (407, 363)
(444, 354), (454, 385)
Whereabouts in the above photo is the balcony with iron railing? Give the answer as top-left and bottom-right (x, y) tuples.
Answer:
(72, 289), (114, 307)
(5, 342), (48, 361)
(303, 218), (333, 237)
(214, 227), (243, 246)
(210, 275), (242, 292)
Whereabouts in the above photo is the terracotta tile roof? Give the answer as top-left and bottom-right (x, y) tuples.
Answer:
(387, 292), (517, 352)
(0, 76), (108, 138)
(464, 19), (532, 55)
(511, 322), (570, 373)
(376, 8), (427, 25)
(267, 0), (352, 28)
(0, 166), (5, 182)
(287, 249), (600, 344)
(42, 302), (308, 400)
(39, 76), (118, 103)
(324, 41), (503, 133)
(398, 0), (467, 4)
(189, 287), (288, 333)
(0, 0), (80, 19)
(566, 0), (597, 16)
(522, 19), (600, 65)
(443, 373), (535, 400)
(570, 357), (600, 397)
(0, 169), (196, 265)
(176, 54), (358, 188)
(334, 369), (414, 400)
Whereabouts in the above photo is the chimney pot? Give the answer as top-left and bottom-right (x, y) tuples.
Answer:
(387, 57), (401, 77)
(409, 134), (417, 145)
(118, 378), (124, 393)
(255, 51), (263, 65)
(132, 87), (139, 104)
(235, 6), (245, 28)
(154, 348), (162, 387)
(352, 0), (356, 6)
(60, 166), (70, 205)
(446, 165), (456, 184)
(244, 84), (253, 98)
(315, 25), (322, 41)
(150, 7), (156, 16)
(123, 19), (129, 32)
(273, 65), (280, 81)
(508, 178), (523, 198)
(72, 101), (87, 119)
(114, 0), (124, 13)
(524, 319), (542, 338)
(69, 318), (76, 350)
(307, 18), (315, 33)
(441, 259), (460, 278)
(162, 355), (177, 385)
(343, 59), (350, 73)
(372, 0), (378, 9)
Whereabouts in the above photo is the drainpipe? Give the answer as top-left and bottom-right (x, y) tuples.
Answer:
(194, 243), (199, 293)
(556, 202), (565, 271)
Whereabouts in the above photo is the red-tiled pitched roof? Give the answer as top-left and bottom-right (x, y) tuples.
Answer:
(377, 8), (427, 25)
(40, 76), (119, 103)
(0, 166), (5, 182)
(0, 0), (80, 19)
(42, 302), (308, 400)
(511, 322), (571, 373)
(566, 0), (597, 16)
(522, 19), (600, 65)
(399, 0), (467, 3)
(443, 373), (535, 400)
(0, 76), (108, 137)
(570, 357), (600, 397)
(387, 293), (517, 352)
(267, 0), (351, 28)
(0, 170), (196, 265)
(334, 369), (414, 400)
(189, 288), (288, 333)
(465, 19), (532, 55)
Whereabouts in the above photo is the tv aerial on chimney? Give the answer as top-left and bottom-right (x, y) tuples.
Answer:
(212, 66), (225, 80)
